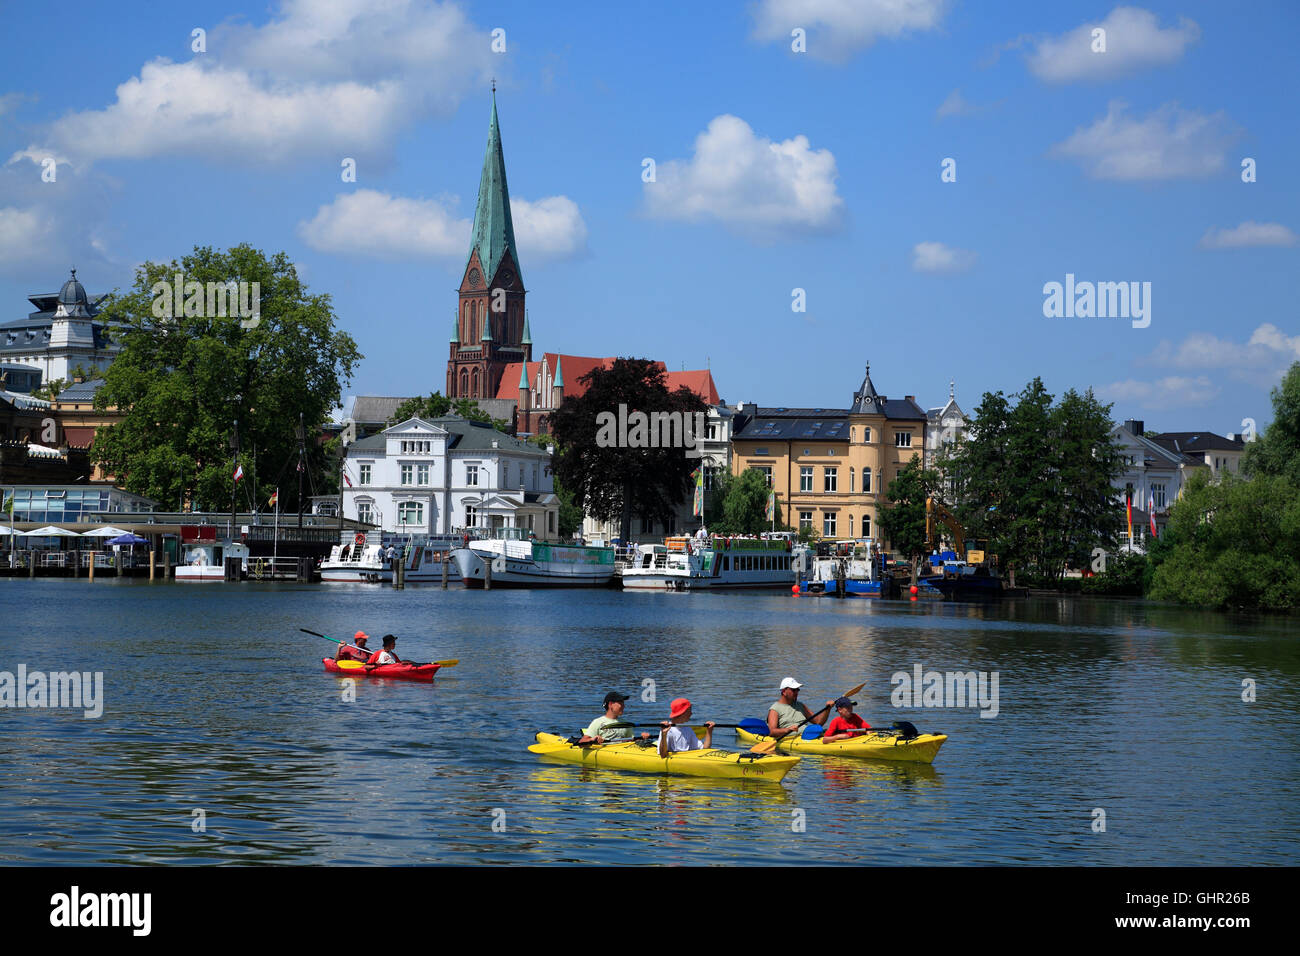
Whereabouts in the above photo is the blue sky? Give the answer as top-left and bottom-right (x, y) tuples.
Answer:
(2, 0), (1296, 433)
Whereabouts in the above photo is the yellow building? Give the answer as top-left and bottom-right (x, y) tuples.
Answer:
(730, 364), (926, 546)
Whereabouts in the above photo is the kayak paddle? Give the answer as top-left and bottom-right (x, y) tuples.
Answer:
(300, 628), (459, 667)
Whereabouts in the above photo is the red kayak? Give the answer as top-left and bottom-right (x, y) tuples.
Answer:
(321, 657), (441, 682)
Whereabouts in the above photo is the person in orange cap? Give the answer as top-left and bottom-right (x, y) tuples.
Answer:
(657, 697), (715, 757)
(336, 631), (371, 661)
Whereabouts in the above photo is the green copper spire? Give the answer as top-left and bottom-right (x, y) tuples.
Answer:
(450, 310), (459, 344)
(518, 362), (529, 389)
(521, 312), (531, 345)
(552, 356), (564, 388)
(468, 90), (521, 285)
(480, 315), (493, 342)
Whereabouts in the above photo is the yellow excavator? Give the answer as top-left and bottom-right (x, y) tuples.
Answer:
(925, 497), (991, 565)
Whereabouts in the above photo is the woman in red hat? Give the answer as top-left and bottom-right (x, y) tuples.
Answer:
(657, 698), (715, 757)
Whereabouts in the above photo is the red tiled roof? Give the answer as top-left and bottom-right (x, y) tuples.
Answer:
(494, 354), (719, 405)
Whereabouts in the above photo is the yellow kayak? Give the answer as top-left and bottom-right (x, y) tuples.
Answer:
(529, 733), (800, 781)
(735, 728), (947, 764)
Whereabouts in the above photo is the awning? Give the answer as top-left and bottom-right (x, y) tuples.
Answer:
(21, 526), (84, 536)
(82, 526), (131, 538)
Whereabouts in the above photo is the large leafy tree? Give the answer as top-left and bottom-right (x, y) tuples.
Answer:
(389, 392), (507, 430)
(549, 358), (707, 542)
(708, 468), (781, 535)
(92, 245), (361, 514)
(878, 456), (942, 577)
(1243, 361), (1300, 484)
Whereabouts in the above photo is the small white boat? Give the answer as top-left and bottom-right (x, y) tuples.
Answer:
(320, 531), (389, 583)
(451, 528), (615, 588)
(621, 534), (809, 591)
(321, 531), (470, 583)
(175, 540), (250, 582)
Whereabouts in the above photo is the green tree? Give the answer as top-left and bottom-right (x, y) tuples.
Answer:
(552, 472), (585, 539)
(878, 456), (942, 578)
(389, 392), (508, 430)
(708, 468), (780, 535)
(1243, 361), (1300, 484)
(549, 358), (707, 543)
(1150, 472), (1300, 610)
(92, 245), (361, 515)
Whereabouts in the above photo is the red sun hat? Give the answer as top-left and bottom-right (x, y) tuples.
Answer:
(669, 697), (692, 720)
(354, 631), (369, 643)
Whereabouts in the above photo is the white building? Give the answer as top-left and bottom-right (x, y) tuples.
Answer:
(1112, 419), (1207, 549)
(0, 270), (119, 388)
(341, 415), (559, 538)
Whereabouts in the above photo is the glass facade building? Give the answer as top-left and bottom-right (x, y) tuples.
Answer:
(4, 486), (157, 524)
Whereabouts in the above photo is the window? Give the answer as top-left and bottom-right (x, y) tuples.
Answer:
(823, 512), (837, 537)
(799, 511), (813, 531)
(850, 428), (855, 442)
(863, 467), (871, 493)
(863, 427), (871, 443)
(550, 511), (556, 533)
(895, 432), (912, 447)
(862, 514), (871, 537)
(400, 464), (413, 485)
(756, 466), (773, 488)
(398, 502), (424, 526)
(800, 467), (813, 492)
(417, 464), (430, 485)
(466, 505), (477, 527)
(824, 467), (837, 493)
(467, 464), (479, 486)
(359, 463), (371, 485)
(357, 501), (374, 524)
(1152, 483), (1166, 510)
(533, 466), (538, 488)
(707, 423), (718, 441)
(850, 468), (855, 492)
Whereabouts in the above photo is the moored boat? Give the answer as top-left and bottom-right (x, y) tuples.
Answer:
(620, 533), (809, 591)
(175, 538), (250, 582)
(319, 530), (389, 583)
(799, 539), (882, 596)
(451, 528), (615, 588)
(735, 726), (947, 764)
(529, 732), (799, 781)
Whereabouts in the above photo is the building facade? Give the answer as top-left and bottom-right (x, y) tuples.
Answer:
(341, 415), (559, 537)
(1112, 419), (1208, 549)
(0, 270), (118, 385)
(730, 364), (927, 545)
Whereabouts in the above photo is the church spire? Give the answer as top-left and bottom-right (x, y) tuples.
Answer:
(450, 310), (459, 344)
(468, 89), (521, 285)
(851, 361), (880, 414)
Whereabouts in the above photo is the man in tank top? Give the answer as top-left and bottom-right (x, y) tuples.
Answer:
(766, 677), (835, 739)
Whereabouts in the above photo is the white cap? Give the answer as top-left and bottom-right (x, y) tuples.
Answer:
(779, 677), (803, 691)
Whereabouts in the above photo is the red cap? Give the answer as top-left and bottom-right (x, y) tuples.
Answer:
(354, 631), (369, 643)
(669, 697), (692, 720)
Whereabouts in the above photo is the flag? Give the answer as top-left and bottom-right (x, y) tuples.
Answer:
(1150, 510), (1157, 538)
(233, 462), (244, 483)
(268, 490), (278, 508)
(296, 459), (304, 474)
(342, 467), (353, 488)
(691, 468), (703, 518)
(1126, 493), (1132, 540)
(765, 490), (775, 522)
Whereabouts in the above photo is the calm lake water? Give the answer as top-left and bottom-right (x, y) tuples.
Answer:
(1, 579), (1297, 865)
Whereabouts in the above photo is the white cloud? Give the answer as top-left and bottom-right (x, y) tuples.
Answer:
(1096, 375), (1219, 410)
(1050, 101), (1237, 181)
(936, 89), (975, 119)
(643, 114), (842, 235)
(1199, 221), (1297, 249)
(911, 241), (976, 274)
(0, 206), (51, 263)
(752, 0), (947, 61)
(1026, 7), (1200, 83)
(1143, 324), (1300, 373)
(298, 189), (587, 263)
(16, 0), (492, 167)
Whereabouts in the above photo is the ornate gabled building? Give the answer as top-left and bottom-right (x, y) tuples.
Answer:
(447, 91), (531, 402)
(0, 270), (118, 386)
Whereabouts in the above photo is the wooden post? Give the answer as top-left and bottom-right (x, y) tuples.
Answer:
(150, 550), (156, 580)
(89, 553), (95, 582)
(164, 550), (170, 579)
(114, 550), (123, 576)
(73, 550), (80, 578)
(441, 555), (448, 589)
(483, 555), (492, 590)
(28, 553), (35, 578)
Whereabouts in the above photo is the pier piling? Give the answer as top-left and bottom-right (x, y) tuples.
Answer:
(441, 558), (448, 589)
(484, 557), (492, 590)
(150, 551), (156, 580)
(89, 554), (95, 582)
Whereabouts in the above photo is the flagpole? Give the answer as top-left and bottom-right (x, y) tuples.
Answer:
(272, 489), (279, 575)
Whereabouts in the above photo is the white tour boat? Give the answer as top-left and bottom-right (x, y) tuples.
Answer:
(321, 531), (471, 583)
(319, 531), (389, 583)
(175, 539), (250, 582)
(451, 527), (616, 588)
(620, 533), (808, 591)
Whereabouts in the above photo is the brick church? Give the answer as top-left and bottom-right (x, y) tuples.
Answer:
(446, 93), (718, 435)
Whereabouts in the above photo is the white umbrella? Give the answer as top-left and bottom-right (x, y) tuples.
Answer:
(82, 526), (131, 538)
(20, 526), (84, 537)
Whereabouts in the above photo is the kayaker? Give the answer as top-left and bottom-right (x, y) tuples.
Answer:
(657, 698), (715, 757)
(336, 631), (370, 661)
(766, 678), (834, 739)
(578, 692), (651, 745)
(822, 696), (872, 742)
(365, 634), (404, 667)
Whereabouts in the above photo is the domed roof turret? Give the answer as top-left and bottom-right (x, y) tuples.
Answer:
(56, 268), (90, 316)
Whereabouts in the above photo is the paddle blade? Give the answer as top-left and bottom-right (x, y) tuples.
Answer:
(748, 738), (780, 754)
(801, 723), (825, 740)
(738, 718), (771, 736)
(432, 659), (459, 668)
(336, 660), (367, 670)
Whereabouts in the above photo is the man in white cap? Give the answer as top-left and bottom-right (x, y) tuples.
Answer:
(766, 677), (835, 739)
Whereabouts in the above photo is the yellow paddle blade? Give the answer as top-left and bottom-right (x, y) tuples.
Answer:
(336, 660), (367, 670)
(433, 659), (459, 667)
